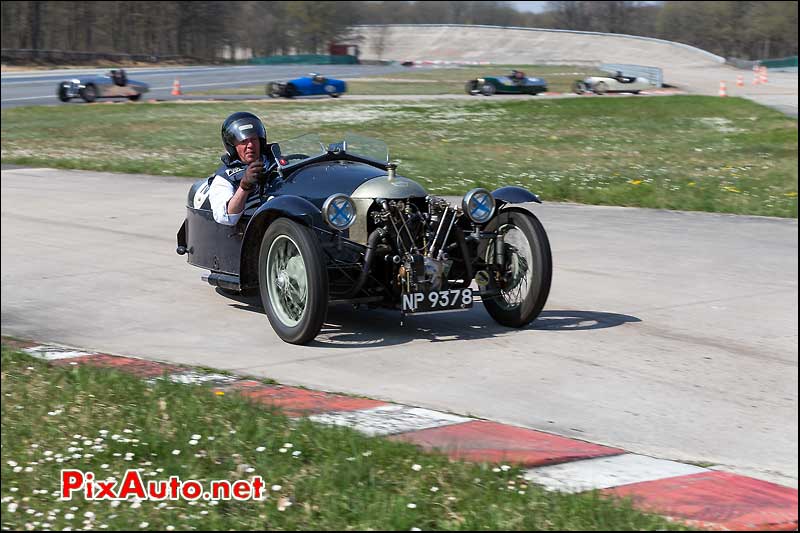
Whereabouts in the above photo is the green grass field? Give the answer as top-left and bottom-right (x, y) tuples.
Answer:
(1, 346), (691, 530)
(192, 64), (603, 96)
(1, 96), (796, 217)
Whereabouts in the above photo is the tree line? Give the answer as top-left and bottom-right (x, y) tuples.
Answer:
(1, 1), (796, 62)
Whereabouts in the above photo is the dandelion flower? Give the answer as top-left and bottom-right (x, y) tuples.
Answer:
(407, 503), (417, 509)
(256, 447), (266, 452)
(411, 464), (422, 472)
(172, 450), (181, 456)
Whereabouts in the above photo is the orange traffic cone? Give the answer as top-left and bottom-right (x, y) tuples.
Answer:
(736, 74), (744, 87)
(171, 78), (182, 96)
(718, 81), (727, 97)
(760, 66), (768, 84)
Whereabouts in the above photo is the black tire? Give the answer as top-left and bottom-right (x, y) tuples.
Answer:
(258, 219), (328, 345)
(572, 80), (584, 94)
(594, 81), (608, 95)
(480, 83), (496, 96)
(128, 93), (142, 101)
(80, 84), (97, 103)
(267, 82), (280, 98)
(329, 92), (340, 98)
(57, 86), (71, 102)
(285, 83), (298, 99)
(479, 210), (552, 328)
(465, 80), (479, 95)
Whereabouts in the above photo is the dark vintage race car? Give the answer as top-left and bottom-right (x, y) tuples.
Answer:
(177, 134), (552, 344)
(466, 70), (548, 96)
(57, 69), (149, 103)
(267, 73), (347, 98)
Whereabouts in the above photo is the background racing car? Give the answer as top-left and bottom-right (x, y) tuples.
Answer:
(57, 69), (149, 103)
(465, 70), (548, 96)
(573, 72), (653, 95)
(267, 73), (347, 98)
(177, 134), (552, 345)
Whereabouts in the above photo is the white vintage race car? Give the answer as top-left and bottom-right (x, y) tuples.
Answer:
(573, 74), (653, 95)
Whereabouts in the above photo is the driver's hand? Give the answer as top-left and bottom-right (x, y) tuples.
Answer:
(241, 161), (265, 191)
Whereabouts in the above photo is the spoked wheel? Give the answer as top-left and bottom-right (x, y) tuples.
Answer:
(480, 83), (496, 96)
(57, 86), (71, 102)
(258, 219), (328, 344)
(479, 210), (552, 327)
(80, 84), (97, 103)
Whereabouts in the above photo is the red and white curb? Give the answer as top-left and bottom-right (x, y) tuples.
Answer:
(11, 340), (798, 531)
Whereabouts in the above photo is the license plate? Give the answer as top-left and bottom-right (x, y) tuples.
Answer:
(401, 288), (474, 314)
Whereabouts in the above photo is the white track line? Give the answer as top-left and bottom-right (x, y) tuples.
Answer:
(309, 404), (471, 436)
(524, 453), (708, 493)
(23, 344), (97, 361)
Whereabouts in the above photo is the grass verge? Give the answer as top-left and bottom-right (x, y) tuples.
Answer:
(0, 345), (692, 530)
(192, 65), (604, 96)
(1, 95), (796, 217)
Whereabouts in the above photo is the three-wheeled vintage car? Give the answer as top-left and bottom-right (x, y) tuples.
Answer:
(177, 134), (552, 344)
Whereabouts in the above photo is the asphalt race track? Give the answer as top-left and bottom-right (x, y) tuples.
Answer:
(1, 166), (797, 488)
(0, 64), (411, 108)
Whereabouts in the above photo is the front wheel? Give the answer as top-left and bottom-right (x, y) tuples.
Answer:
(128, 93), (142, 101)
(479, 210), (552, 328)
(57, 86), (71, 102)
(258, 219), (328, 344)
(480, 83), (496, 96)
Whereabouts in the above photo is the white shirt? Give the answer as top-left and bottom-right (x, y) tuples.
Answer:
(208, 176), (243, 226)
(207, 165), (265, 225)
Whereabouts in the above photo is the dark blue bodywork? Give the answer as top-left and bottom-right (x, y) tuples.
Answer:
(268, 74), (347, 98)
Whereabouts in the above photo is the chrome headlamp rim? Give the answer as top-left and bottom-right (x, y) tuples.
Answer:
(322, 193), (357, 231)
(462, 188), (496, 224)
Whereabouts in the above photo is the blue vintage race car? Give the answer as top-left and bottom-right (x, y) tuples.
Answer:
(267, 73), (347, 98)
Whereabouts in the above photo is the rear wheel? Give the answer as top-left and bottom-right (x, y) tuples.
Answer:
(285, 83), (298, 99)
(594, 81), (608, 95)
(258, 219), (328, 344)
(80, 84), (97, 103)
(128, 93), (142, 101)
(479, 210), (552, 328)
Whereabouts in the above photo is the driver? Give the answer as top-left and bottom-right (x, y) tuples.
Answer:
(207, 112), (269, 226)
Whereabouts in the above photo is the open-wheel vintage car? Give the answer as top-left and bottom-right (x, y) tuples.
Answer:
(465, 70), (548, 96)
(572, 72), (653, 95)
(177, 134), (552, 345)
(57, 69), (149, 103)
(267, 73), (346, 98)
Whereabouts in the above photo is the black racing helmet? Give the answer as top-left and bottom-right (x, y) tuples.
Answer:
(221, 112), (267, 160)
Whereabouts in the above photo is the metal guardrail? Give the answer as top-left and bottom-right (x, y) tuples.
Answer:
(600, 63), (663, 87)
(1, 48), (190, 63)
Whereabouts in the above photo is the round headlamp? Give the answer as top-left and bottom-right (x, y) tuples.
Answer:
(323, 193), (357, 231)
(462, 188), (495, 224)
